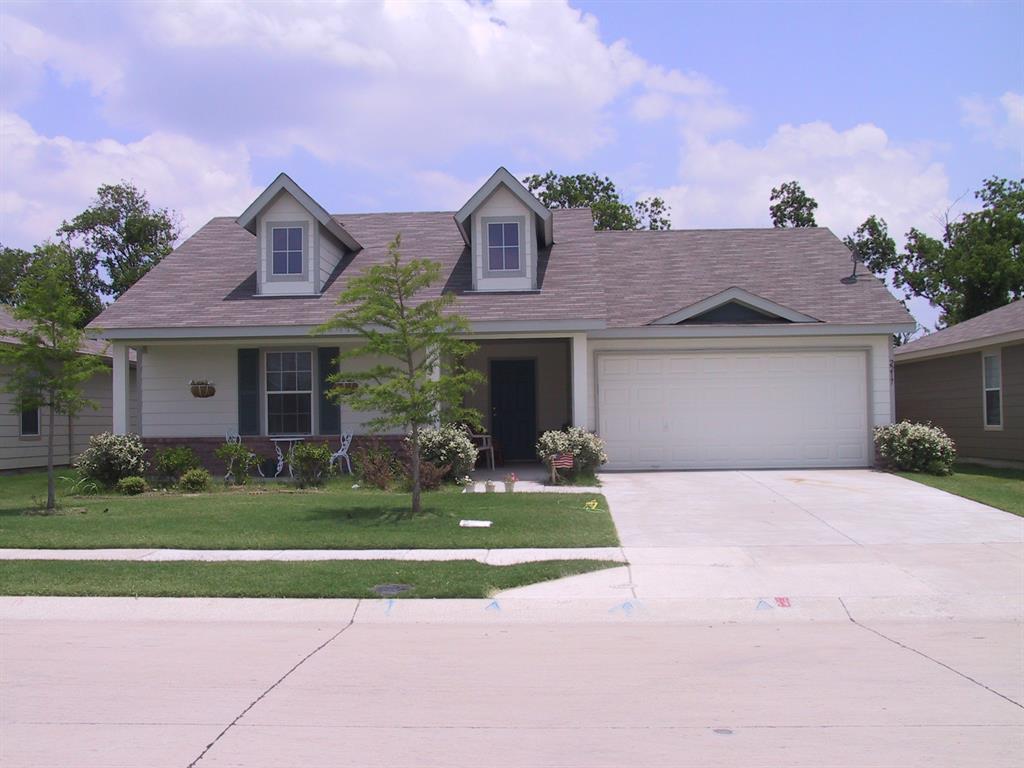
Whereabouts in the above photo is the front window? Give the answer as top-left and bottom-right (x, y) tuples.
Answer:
(20, 405), (39, 437)
(271, 226), (303, 275)
(983, 351), (1002, 428)
(266, 351), (312, 435)
(487, 221), (520, 271)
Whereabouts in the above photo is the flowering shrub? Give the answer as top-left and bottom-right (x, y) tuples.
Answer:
(152, 446), (201, 486)
(289, 442), (334, 488)
(536, 427), (608, 474)
(75, 432), (148, 488)
(874, 421), (956, 475)
(116, 476), (147, 495)
(179, 467), (212, 493)
(417, 424), (477, 480)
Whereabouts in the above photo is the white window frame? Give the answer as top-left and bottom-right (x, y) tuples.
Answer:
(484, 219), (524, 274)
(982, 348), (1003, 430)
(264, 349), (315, 436)
(19, 404), (40, 438)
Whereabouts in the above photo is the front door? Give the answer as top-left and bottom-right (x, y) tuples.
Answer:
(489, 359), (537, 462)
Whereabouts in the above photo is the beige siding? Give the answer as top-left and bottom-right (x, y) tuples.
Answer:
(472, 185), (536, 292)
(257, 192), (318, 296)
(895, 342), (1023, 463)
(0, 363), (135, 471)
(319, 233), (342, 289)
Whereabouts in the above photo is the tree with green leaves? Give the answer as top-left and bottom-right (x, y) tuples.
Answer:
(844, 215), (897, 276)
(59, 181), (180, 299)
(0, 245), (107, 510)
(0, 245), (31, 305)
(522, 171), (671, 231)
(769, 180), (818, 228)
(862, 177), (1023, 326)
(314, 235), (483, 517)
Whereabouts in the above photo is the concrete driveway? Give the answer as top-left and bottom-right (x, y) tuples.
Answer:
(501, 469), (1024, 606)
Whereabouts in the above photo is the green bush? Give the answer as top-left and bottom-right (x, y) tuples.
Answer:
(178, 467), (212, 493)
(352, 440), (399, 490)
(536, 427), (608, 474)
(288, 442), (334, 488)
(75, 432), (148, 488)
(874, 421), (956, 475)
(417, 424), (477, 480)
(214, 441), (259, 485)
(115, 476), (147, 495)
(151, 446), (201, 486)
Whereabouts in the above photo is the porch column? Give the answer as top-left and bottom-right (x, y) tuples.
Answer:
(570, 333), (590, 429)
(428, 345), (441, 426)
(112, 343), (131, 435)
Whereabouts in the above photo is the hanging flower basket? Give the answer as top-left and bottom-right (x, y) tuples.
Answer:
(189, 380), (216, 398)
(337, 380), (359, 393)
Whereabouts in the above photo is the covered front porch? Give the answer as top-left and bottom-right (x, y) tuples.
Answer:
(461, 335), (589, 466)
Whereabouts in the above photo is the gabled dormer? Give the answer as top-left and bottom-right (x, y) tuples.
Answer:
(455, 167), (553, 292)
(236, 173), (361, 296)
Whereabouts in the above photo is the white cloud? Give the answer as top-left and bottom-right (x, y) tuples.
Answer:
(0, 112), (259, 248)
(653, 121), (950, 242)
(960, 91), (1024, 153)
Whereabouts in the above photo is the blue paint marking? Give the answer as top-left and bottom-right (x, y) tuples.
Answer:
(610, 600), (636, 616)
(485, 600), (501, 612)
(385, 599), (395, 616)
(755, 599), (773, 611)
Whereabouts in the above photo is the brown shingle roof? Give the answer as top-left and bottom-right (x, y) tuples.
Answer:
(894, 299), (1024, 357)
(1, 305), (114, 357)
(89, 213), (911, 333)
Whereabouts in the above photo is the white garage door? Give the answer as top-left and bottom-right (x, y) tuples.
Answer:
(598, 350), (869, 470)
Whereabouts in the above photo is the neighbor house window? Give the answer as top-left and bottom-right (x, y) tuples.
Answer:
(271, 226), (304, 275)
(487, 221), (520, 271)
(983, 351), (1002, 428)
(266, 351), (312, 435)
(19, 405), (40, 437)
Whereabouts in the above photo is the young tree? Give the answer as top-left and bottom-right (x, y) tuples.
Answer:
(59, 181), (180, 299)
(522, 171), (671, 231)
(880, 177), (1024, 326)
(314, 235), (482, 517)
(769, 181), (818, 228)
(0, 245), (106, 510)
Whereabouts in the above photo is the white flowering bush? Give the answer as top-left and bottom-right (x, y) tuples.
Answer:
(874, 421), (956, 475)
(417, 424), (477, 481)
(75, 432), (148, 488)
(536, 426), (608, 474)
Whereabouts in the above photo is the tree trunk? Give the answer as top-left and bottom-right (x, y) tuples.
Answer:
(46, 404), (56, 511)
(409, 425), (421, 517)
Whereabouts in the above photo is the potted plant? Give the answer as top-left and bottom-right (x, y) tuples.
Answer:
(503, 472), (517, 493)
(189, 379), (216, 398)
(459, 476), (475, 493)
(484, 479), (496, 493)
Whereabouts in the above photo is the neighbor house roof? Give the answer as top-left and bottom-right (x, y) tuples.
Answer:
(1, 305), (116, 357)
(88, 213), (912, 335)
(894, 299), (1024, 360)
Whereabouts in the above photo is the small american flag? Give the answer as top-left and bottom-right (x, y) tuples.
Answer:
(550, 453), (574, 469)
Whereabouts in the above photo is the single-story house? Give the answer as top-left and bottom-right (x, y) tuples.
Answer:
(1, 306), (137, 472)
(87, 167), (914, 471)
(895, 299), (1022, 467)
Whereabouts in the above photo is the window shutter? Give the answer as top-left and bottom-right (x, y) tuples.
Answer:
(237, 348), (261, 436)
(318, 347), (341, 435)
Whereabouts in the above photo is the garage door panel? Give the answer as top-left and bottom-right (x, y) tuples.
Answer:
(598, 350), (869, 470)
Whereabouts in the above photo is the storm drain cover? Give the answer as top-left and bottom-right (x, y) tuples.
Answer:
(373, 583), (412, 597)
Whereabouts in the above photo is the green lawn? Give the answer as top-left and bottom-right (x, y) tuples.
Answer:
(897, 464), (1024, 517)
(0, 472), (618, 549)
(0, 559), (618, 599)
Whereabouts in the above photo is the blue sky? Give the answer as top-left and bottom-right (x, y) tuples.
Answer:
(1, 1), (1021, 329)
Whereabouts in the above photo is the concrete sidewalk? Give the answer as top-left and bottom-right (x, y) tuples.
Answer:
(0, 546), (625, 563)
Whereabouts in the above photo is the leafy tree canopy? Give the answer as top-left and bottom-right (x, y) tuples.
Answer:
(59, 180), (180, 299)
(769, 180), (818, 228)
(522, 171), (671, 231)
(314, 235), (482, 517)
(1, 242), (103, 326)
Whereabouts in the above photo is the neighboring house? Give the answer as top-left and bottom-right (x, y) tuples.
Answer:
(1, 306), (138, 472)
(894, 300), (1022, 467)
(87, 167), (914, 471)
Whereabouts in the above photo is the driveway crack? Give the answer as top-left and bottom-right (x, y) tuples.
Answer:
(186, 601), (361, 766)
(739, 471), (864, 546)
(838, 597), (1023, 710)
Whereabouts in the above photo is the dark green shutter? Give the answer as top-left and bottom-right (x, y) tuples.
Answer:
(237, 348), (261, 436)
(318, 347), (341, 435)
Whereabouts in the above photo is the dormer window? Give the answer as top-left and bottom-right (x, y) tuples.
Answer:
(486, 219), (523, 273)
(272, 226), (304, 275)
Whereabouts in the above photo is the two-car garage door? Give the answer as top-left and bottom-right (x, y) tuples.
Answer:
(597, 350), (869, 470)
